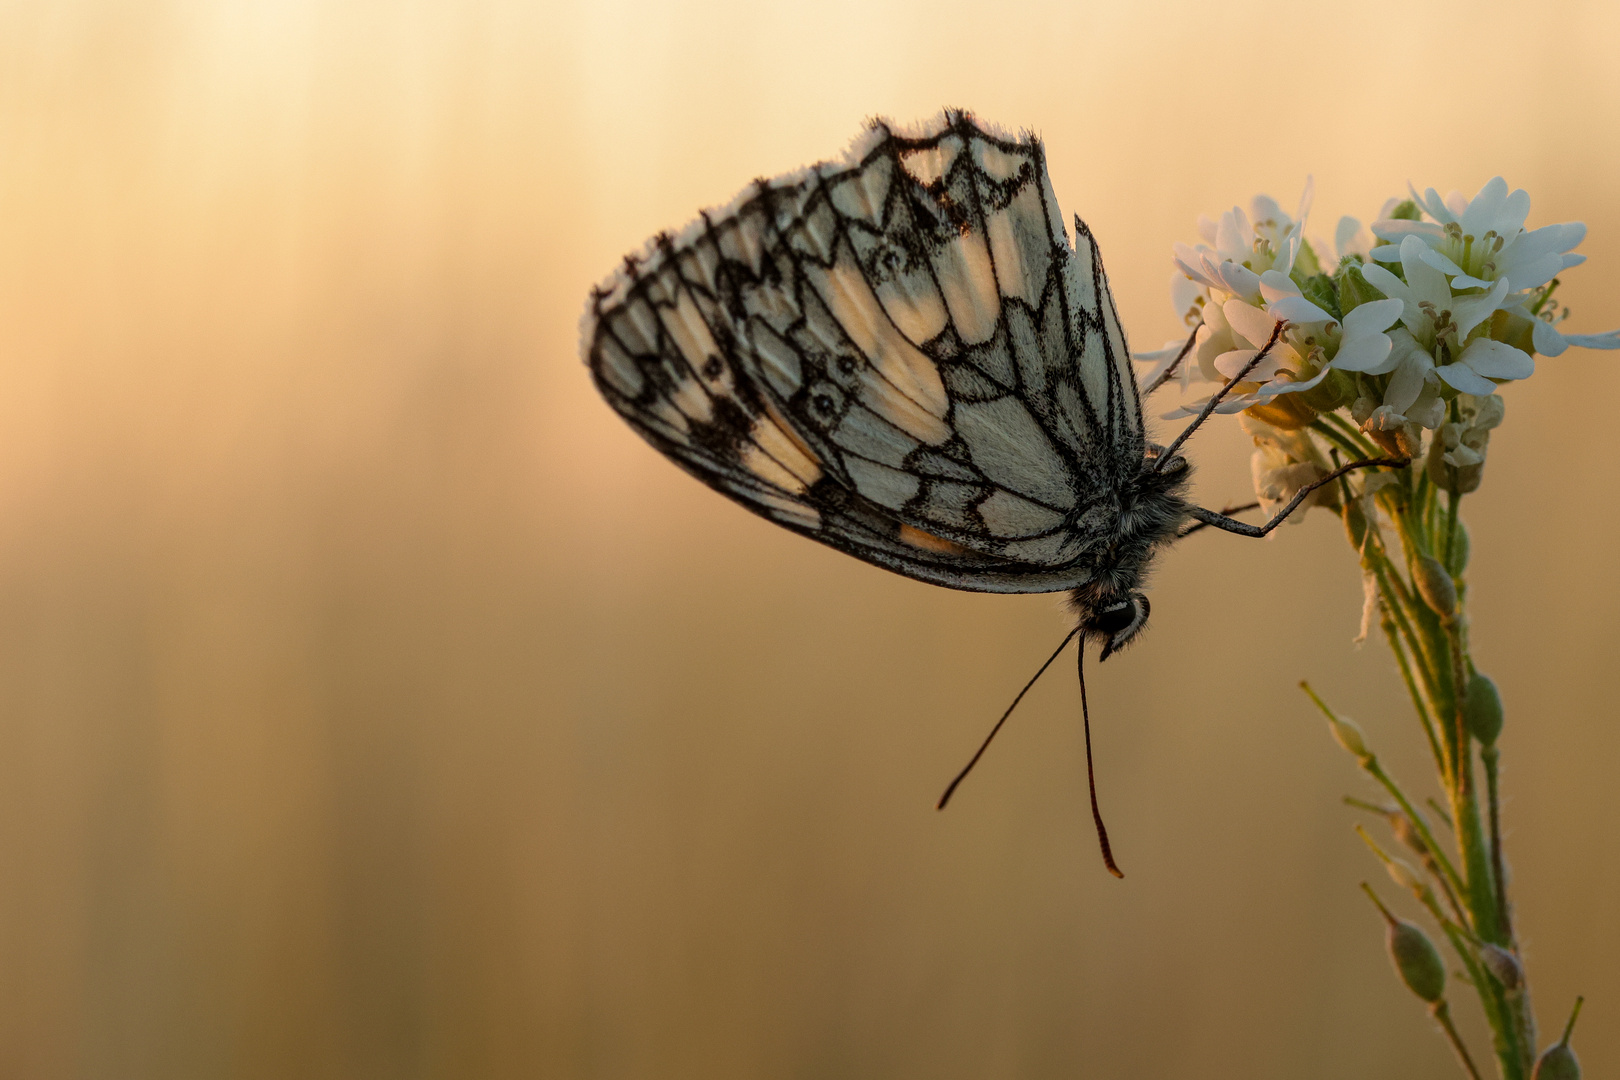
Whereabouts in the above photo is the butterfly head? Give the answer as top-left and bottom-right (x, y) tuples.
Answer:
(1088, 592), (1151, 661)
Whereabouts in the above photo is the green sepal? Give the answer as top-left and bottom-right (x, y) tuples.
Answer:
(1296, 272), (1342, 321)
(1336, 263), (1384, 316)
(1293, 237), (1325, 278)
(1390, 199), (1423, 221)
(1299, 368), (1356, 414)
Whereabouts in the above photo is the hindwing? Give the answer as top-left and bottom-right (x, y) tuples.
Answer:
(582, 109), (1146, 593)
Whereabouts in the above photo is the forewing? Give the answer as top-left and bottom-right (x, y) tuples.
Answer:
(582, 110), (1144, 592)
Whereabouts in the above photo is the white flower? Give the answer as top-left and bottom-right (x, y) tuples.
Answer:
(1359, 235), (1527, 397)
(1367, 177), (1620, 357)
(1258, 296), (1405, 400)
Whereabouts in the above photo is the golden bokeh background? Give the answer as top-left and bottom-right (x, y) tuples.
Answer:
(2, 0), (1617, 1076)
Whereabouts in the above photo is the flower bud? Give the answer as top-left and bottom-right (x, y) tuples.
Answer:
(1479, 943), (1523, 992)
(1413, 556), (1457, 620)
(1534, 1044), (1580, 1080)
(1387, 918), (1445, 1003)
(1336, 263), (1383, 315)
(1464, 672), (1504, 746)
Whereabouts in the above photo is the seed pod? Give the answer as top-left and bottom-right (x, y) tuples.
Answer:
(1387, 918), (1445, 1003)
(1390, 814), (1429, 858)
(1447, 521), (1470, 575)
(1534, 1044), (1580, 1080)
(1328, 713), (1371, 761)
(1464, 672), (1504, 746)
(1385, 857), (1426, 897)
(1413, 556), (1458, 620)
(1479, 943), (1523, 992)
(1535, 996), (1585, 1080)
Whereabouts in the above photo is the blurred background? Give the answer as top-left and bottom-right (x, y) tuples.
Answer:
(1, 0), (1617, 1076)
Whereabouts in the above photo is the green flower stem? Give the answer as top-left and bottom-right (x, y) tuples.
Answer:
(1481, 745), (1511, 941)
(1360, 756), (1466, 902)
(1316, 412), (1381, 457)
(1378, 609), (1448, 780)
(1444, 487), (1462, 570)
(1433, 1000), (1487, 1080)
(1444, 628), (1500, 946)
(1366, 548), (1445, 711)
(1483, 741), (1540, 1068)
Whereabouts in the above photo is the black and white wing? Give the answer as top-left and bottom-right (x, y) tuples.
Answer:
(581, 109), (1146, 594)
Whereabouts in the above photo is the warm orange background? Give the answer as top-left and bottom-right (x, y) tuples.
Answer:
(1, 1), (1617, 1076)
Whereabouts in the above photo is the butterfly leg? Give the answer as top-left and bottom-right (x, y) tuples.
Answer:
(1188, 456), (1410, 537)
(1141, 321), (1202, 397)
(1176, 501), (1260, 539)
(1155, 320), (1288, 471)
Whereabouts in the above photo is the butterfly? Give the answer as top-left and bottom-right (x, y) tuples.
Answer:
(580, 109), (1399, 874)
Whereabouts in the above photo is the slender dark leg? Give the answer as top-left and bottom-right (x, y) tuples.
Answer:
(1155, 320), (1287, 472)
(1177, 501), (1260, 539)
(1190, 456), (1410, 537)
(1142, 322), (1201, 397)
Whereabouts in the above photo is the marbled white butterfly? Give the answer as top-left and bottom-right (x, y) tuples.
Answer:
(580, 110), (1399, 874)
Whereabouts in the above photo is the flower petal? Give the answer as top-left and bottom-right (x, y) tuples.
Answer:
(1268, 296), (1335, 323)
(1171, 272), (1203, 317)
(1358, 262), (1411, 303)
(1451, 277), (1511, 341)
(1503, 252), (1567, 293)
(1218, 262), (1262, 302)
(1341, 297), (1405, 336)
(1419, 248), (1467, 277)
(1223, 299), (1280, 349)
(1560, 329), (1620, 350)
(1509, 221), (1586, 263)
(1370, 219), (1445, 242)
(1257, 361), (1334, 397)
(1213, 348), (1260, 379)
(1459, 176), (1509, 240)
(1384, 344), (1435, 412)
(1400, 235), (1452, 308)
(1410, 183), (1456, 225)
(1330, 331), (1395, 374)
(1457, 337), (1534, 380)
(1294, 177), (1315, 229)
(1257, 269), (1300, 302)
(1216, 207), (1253, 261)
(1369, 244), (1403, 263)
(1531, 317), (1569, 357)
(1435, 363), (1499, 395)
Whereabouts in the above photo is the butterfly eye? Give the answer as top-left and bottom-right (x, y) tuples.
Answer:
(1092, 601), (1136, 636)
(1092, 593), (1150, 660)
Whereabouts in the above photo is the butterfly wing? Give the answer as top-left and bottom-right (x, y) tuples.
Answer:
(582, 110), (1146, 593)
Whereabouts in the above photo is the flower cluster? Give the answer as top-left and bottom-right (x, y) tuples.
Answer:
(1140, 177), (1620, 501)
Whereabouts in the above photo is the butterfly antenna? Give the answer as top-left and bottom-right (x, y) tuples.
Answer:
(936, 626), (1081, 810)
(1079, 640), (1124, 878)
